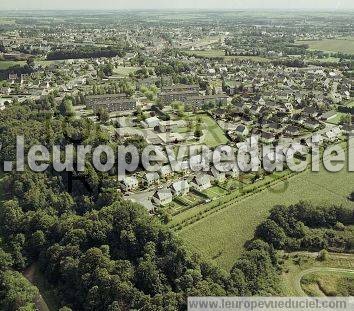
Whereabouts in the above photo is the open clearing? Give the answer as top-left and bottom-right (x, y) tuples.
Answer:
(297, 38), (354, 55)
(177, 147), (354, 271)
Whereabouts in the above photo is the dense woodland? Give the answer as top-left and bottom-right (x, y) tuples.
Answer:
(47, 45), (129, 61)
(0, 97), (281, 310)
(256, 202), (354, 252)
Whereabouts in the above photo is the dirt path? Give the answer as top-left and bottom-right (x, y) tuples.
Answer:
(294, 267), (354, 296)
(23, 264), (50, 311)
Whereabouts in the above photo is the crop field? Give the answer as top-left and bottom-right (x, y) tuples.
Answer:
(182, 49), (270, 62)
(176, 151), (354, 271)
(297, 38), (354, 55)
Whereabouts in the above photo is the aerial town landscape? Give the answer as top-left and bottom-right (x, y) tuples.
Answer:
(0, 2), (353, 311)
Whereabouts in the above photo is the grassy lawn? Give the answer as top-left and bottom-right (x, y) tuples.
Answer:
(176, 154), (354, 271)
(204, 186), (228, 199)
(166, 200), (187, 215)
(187, 114), (229, 147)
(223, 179), (245, 191)
(180, 193), (203, 205)
(327, 112), (346, 125)
(182, 49), (270, 62)
(297, 38), (354, 55)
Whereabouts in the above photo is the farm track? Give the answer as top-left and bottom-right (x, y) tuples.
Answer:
(295, 267), (354, 296)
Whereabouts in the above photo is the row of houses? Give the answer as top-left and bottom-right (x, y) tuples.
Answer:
(85, 94), (137, 112)
(158, 84), (228, 107)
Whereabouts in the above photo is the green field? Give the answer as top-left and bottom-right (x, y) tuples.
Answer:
(327, 112), (346, 125)
(0, 61), (26, 70)
(0, 60), (57, 70)
(113, 66), (140, 76)
(187, 114), (229, 147)
(297, 38), (354, 55)
(182, 49), (270, 62)
(204, 186), (228, 199)
(176, 148), (354, 271)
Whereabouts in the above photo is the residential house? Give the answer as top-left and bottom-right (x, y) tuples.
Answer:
(303, 119), (320, 130)
(171, 180), (190, 196)
(159, 165), (173, 179)
(284, 125), (300, 136)
(142, 116), (160, 129)
(260, 132), (275, 144)
(120, 176), (139, 191)
(191, 174), (212, 191)
(159, 120), (180, 132)
(152, 188), (173, 206)
(143, 172), (160, 187)
(235, 125), (249, 137)
(303, 107), (319, 118)
(209, 166), (226, 183)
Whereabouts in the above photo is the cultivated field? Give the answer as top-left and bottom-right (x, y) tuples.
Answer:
(297, 38), (354, 55)
(176, 150), (354, 271)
